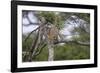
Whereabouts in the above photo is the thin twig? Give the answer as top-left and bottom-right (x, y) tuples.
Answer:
(24, 26), (40, 42)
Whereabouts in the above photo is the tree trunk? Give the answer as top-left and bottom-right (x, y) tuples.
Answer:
(48, 42), (54, 61)
(44, 25), (54, 61)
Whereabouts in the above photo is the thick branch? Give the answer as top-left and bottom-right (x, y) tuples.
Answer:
(28, 30), (39, 61)
(54, 40), (90, 46)
(34, 43), (47, 56)
(28, 24), (46, 61)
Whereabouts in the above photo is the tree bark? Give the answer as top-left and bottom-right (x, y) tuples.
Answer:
(44, 25), (54, 61)
(47, 41), (54, 61)
(28, 24), (43, 61)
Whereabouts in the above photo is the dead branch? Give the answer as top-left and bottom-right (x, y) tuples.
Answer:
(28, 29), (40, 61)
(54, 40), (90, 46)
(24, 26), (40, 42)
(24, 24), (45, 42)
(34, 43), (47, 56)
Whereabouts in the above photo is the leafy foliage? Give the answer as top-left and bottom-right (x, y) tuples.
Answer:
(38, 11), (65, 29)
(22, 35), (90, 62)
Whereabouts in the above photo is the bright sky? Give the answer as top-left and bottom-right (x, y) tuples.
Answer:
(22, 12), (38, 33)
